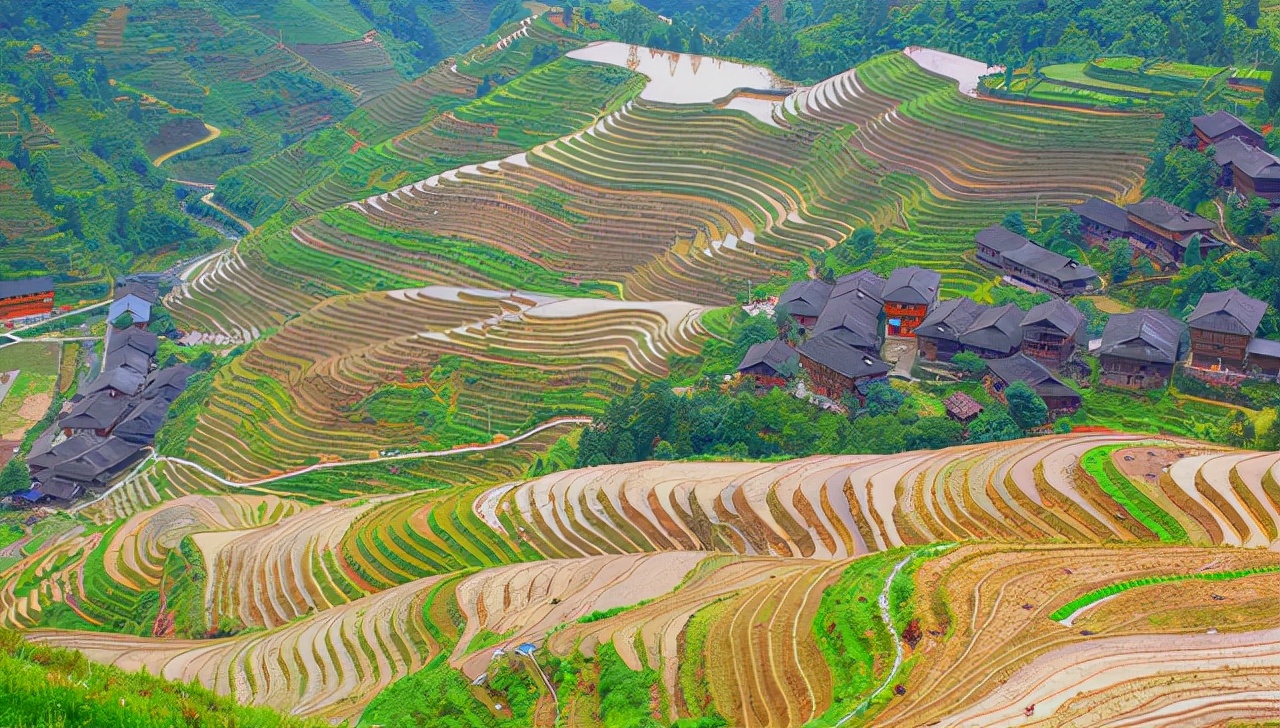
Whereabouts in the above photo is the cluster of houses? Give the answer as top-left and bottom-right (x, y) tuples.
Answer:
(19, 282), (190, 504)
(1070, 196), (1224, 270)
(739, 258), (1278, 422)
(1191, 110), (1280, 203)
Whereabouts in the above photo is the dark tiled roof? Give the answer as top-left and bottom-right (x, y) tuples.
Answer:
(0, 276), (54, 300)
(918, 298), (984, 344)
(1021, 299), (1085, 338)
(82, 367), (145, 397)
(778, 279), (833, 318)
(142, 365), (193, 402)
(1246, 338), (1280, 358)
(114, 398), (169, 445)
(975, 224), (1032, 253)
(1070, 198), (1130, 233)
(1099, 309), (1186, 365)
(58, 392), (134, 431)
(1001, 243), (1097, 283)
(1213, 137), (1280, 180)
(1191, 110), (1254, 139)
(944, 392), (984, 419)
(961, 303), (1025, 354)
(737, 340), (798, 374)
(28, 432), (106, 472)
(34, 478), (82, 501)
(799, 333), (890, 380)
(1188, 288), (1267, 336)
(114, 280), (158, 303)
(986, 353), (1080, 400)
(105, 345), (151, 375)
(107, 328), (159, 357)
(829, 270), (885, 305)
(48, 436), (144, 484)
(882, 266), (941, 306)
(813, 298), (881, 351)
(1126, 198), (1215, 234)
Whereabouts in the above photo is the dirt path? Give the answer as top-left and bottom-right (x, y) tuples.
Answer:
(199, 192), (254, 235)
(152, 123), (221, 167)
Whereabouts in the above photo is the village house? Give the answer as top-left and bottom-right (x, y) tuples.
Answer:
(1212, 137), (1280, 203)
(1097, 309), (1187, 389)
(1190, 110), (1265, 151)
(1070, 198), (1130, 248)
(917, 298), (985, 362)
(1124, 198), (1223, 267)
(797, 333), (890, 401)
(60, 393), (135, 437)
(1186, 288), (1267, 373)
(943, 392), (984, 426)
(736, 339), (798, 389)
(985, 353), (1082, 414)
(1019, 298), (1085, 368)
(882, 266), (940, 337)
(0, 276), (55, 321)
(776, 279), (832, 332)
(1246, 338), (1280, 378)
(973, 224), (1097, 297)
(959, 303), (1025, 359)
(108, 281), (157, 327)
(811, 296), (882, 352)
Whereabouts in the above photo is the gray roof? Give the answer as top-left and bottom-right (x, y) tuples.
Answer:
(737, 339), (798, 374)
(1021, 299), (1085, 338)
(28, 432), (106, 472)
(104, 345), (151, 375)
(975, 224), (1032, 253)
(107, 328), (159, 358)
(1126, 198), (1215, 234)
(829, 270), (885, 304)
(34, 478), (82, 501)
(142, 365), (193, 402)
(986, 353), (1080, 401)
(1070, 198), (1130, 233)
(882, 266), (941, 306)
(1191, 110), (1255, 139)
(114, 398), (170, 445)
(961, 303), (1025, 354)
(82, 367), (145, 397)
(1099, 309), (1186, 365)
(1247, 338), (1280, 358)
(1188, 288), (1267, 336)
(799, 333), (890, 380)
(108, 295), (152, 324)
(58, 392), (134, 432)
(778, 279), (833, 318)
(944, 392), (984, 419)
(48, 436), (144, 485)
(918, 298), (984, 344)
(0, 276), (54, 300)
(1001, 243), (1097, 284)
(114, 280), (158, 303)
(813, 296), (881, 351)
(1213, 137), (1280, 180)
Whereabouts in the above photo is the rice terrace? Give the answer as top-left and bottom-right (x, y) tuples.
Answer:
(1, 1), (1280, 726)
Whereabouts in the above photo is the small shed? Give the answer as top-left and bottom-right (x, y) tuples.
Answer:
(943, 392), (984, 425)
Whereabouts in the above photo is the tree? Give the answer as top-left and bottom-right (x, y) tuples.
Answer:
(0, 457), (28, 495)
(1001, 211), (1027, 236)
(862, 381), (905, 417)
(1267, 56), (1280, 111)
(1238, 0), (1260, 27)
(1004, 381), (1049, 430)
(834, 227), (876, 268)
(735, 314), (778, 359)
(1110, 240), (1133, 284)
(113, 311), (134, 329)
(1227, 196), (1270, 237)
(905, 417), (963, 450)
(969, 411), (1021, 443)
(1183, 233), (1204, 268)
(951, 351), (987, 376)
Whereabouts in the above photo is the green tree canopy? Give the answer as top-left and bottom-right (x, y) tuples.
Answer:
(1005, 381), (1049, 430)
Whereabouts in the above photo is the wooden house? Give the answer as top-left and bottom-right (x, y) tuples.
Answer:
(1019, 299), (1085, 368)
(1186, 288), (1267, 372)
(737, 340), (798, 389)
(916, 298), (984, 362)
(1246, 338), (1280, 378)
(985, 353), (1081, 414)
(1070, 198), (1130, 248)
(959, 303), (1025, 359)
(1212, 137), (1280, 203)
(973, 224), (1097, 296)
(882, 266), (940, 337)
(0, 276), (54, 320)
(1124, 198), (1223, 266)
(1097, 309), (1187, 389)
(1191, 110), (1265, 151)
(943, 392), (983, 425)
(797, 333), (890, 401)
(777, 279), (832, 332)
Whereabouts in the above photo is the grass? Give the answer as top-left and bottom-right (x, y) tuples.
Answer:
(0, 342), (60, 439)
(1050, 564), (1280, 621)
(1080, 445), (1188, 543)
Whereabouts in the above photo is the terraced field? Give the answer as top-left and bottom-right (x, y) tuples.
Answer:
(175, 286), (705, 480)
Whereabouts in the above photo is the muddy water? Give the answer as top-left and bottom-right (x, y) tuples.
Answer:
(567, 41), (786, 103)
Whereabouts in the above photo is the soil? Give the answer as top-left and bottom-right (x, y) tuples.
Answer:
(1112, 446), (1190, 485)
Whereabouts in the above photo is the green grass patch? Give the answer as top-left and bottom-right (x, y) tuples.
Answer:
(1080, 445), (1188, 543)
(1050, 564), (1280, 621)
